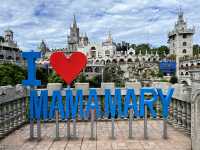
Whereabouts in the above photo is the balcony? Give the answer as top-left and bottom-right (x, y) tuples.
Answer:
(0, 82), (199, 149)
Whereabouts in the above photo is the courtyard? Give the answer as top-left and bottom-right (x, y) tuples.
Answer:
(0, 120), (191, 150)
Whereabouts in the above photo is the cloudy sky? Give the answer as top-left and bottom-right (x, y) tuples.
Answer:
(0, 0), (200, 50)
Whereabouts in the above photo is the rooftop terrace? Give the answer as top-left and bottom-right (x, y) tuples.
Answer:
(0, 120), (191, 150)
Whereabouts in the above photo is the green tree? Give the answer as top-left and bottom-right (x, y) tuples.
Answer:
(193, 44), (200, 56)
(89, 75), (101, 88)
(48, 70), (64, 84)
(76, 73), (88, 83)
(36, 68), (48, 85)
(0, 64), (26, 86)
(135, 43), (150, 55)
(157, 71), (164, 78)
(103, 63), (124, 87)
(157, 45), (169, 56)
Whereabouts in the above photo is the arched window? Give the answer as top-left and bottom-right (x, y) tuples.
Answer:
(183, 42), (187, 46)
(181, 72), (184, 75)
(127, 58), (133, 63)
(182, 49), (187, 53)
(119, 59), (125, 64)
(106, 59), (111, 64)
(112, 59), (117, 63)
(95, 60), (99, 64)
(100, 60), (105, 65)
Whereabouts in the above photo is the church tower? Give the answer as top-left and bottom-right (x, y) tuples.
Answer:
(4, 29), (13, 42)
(168, 8), (195, 57)
(67, 15), (80, 52)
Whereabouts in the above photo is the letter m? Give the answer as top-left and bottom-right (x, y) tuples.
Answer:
(104, 88), (123, 118)
(30, 90), (48, 120)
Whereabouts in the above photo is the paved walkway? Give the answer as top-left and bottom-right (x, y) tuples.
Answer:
(0, 120), (191, 150)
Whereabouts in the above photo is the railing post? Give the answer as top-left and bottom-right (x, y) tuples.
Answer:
(37, 119), (41, 141)
(73, 118), (77, 139)
(163, 117), (168, 139)
(129, 108), (133, 139)
(55, 109), (59, 140)
(67, 85), (71, 139)
(29, 87), (34, 140)
(90, 108), (95, 140)
(111, 117), (115, 139)
(144, 105), (148, 139)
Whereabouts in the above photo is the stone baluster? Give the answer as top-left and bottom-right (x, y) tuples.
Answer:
(22, 98), (26, 122)
(19, 99), (23, 124)
(13, 101), (18, 128)
(173, 99), (178, 124)
(4, 104), (9, 133)
(170, 99), (174, 120)
(180, 101), (184, 127)
(8, 102), (12, 131)
(0, 104), (4, 138)
(186, 102), (191, 134)
(17, 100), (21, 126)
(10, 102), (14, 129)
(182, 102), (187, 129)
(177, 100), (182, 126)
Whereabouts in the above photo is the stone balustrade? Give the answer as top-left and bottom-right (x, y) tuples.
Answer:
(0, 85), (27, 139)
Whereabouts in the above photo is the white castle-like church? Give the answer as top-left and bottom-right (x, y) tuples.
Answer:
(37, 9), (198, 82)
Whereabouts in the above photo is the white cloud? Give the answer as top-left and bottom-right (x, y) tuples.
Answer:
(0, 0), (199, 50)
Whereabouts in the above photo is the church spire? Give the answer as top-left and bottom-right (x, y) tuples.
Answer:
(177, 7), (184, 24)
(72, 14), (77, 28)
(107, 31), (112, 43)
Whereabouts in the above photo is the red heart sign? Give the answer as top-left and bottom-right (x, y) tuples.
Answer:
(50, 51), (87, 85)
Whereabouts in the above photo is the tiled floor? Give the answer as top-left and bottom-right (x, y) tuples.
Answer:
(0, 120), (191, 150)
